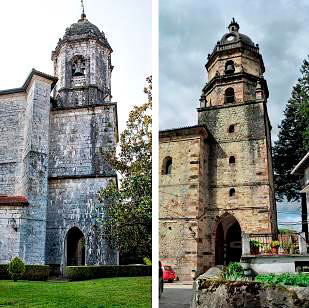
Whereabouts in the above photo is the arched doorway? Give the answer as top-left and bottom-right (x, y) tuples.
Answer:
(66, 227), (85, 266)
(215, 214), (242, 265)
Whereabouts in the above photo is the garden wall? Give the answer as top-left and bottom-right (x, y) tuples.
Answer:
(191, 279), (309, 308)
(241, 255), (309, 274)
(64, 265), (152, 281)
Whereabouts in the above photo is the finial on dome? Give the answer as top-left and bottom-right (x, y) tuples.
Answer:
(228, 18), (239, 32)
(80, 0), (86, 20)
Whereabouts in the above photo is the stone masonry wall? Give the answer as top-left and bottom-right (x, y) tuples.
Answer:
(198, 102), (275, 235)
(46, 177), (117, 267)
(208, 49), (262, 81)
(159, 130), (208, 280)
(0, 94), (26, 195)
(0, 76), (53, 265)
(19, 78), (52, 264)
(49, 105), (116, 178)
(53, 40), (112, 107)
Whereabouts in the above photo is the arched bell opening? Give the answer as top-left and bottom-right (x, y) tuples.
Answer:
(66, 227), (86, 266)
(215, 213), (242, 265)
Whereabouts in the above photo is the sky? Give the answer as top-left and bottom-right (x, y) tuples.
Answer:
(0, 0), (152, 133)
(159, 0), (309, 230)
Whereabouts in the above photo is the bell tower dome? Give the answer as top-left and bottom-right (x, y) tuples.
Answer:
(51, 11), (113, 107)
(200, 18), (268, 108)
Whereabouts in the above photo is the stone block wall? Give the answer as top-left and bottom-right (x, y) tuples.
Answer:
(53, 40), (112, 107)
(46, 177), (117, 267)
(159, 127), (208, 280)
(0, 94), (26, 195)
(49, 105), (116, 178)
(0, 73), (54, 265)
(207, 49), (262, 81)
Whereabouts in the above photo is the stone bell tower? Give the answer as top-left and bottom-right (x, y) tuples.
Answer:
(197, 19), (278, 268)
(46, 10), (118, 271)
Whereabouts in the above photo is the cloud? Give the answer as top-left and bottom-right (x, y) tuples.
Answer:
(159, 0), (309, 137)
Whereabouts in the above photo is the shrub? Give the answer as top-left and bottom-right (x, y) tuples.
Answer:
(256, 273), (309, 287)
(8, 257), (25, 282)
(223, 262), (244, 280)
(23, 265), (49, 281)
(64, 265), (152, 281)
(0, 264), (10, 279)
(0, 264), (49, 281)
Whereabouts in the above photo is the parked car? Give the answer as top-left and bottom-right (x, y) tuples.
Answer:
(163, 265), (176, 282)
(159, 261), (164, 298)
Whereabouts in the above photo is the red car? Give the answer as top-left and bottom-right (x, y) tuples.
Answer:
(163, 265), (176, 282)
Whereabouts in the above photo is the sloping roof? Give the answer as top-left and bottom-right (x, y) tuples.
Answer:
(0, 69), (58, 96)
(159, 125), (208, 139)
(0, 195), (29, 206)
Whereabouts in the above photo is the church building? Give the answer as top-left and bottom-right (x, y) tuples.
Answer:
(159, 19), (278, 281)
(0, 11), (118, 273)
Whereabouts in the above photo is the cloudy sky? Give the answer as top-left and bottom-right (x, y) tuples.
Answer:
(0, 0), (151, 133)
(160, 0), (309, 230)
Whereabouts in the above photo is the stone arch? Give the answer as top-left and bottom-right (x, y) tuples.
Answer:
(215, 213), (242, 265)
(65, 226), (86, 266)
(72, 55), (86, 76)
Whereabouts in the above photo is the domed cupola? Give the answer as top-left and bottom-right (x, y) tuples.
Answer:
(200, 19), (268, 108)
(51, 9), (113, 108)
(57, 14), (112, 52)
(208, 18), (260, 67)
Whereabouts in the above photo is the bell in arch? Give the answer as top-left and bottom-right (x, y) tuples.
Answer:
(73, 66), (83, 76)
(225, 63), (235, 74)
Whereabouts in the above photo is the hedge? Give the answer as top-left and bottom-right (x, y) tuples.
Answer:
(0, 264), (49, 281)
(64, 265), (152, 281)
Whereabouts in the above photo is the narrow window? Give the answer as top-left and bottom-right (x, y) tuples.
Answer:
(224, 88), (235, 104)
(229, 156), (235, 164)
(229, 188), (236, 197)
(162, 156), (172, 175)
(228, 125), (235, 133)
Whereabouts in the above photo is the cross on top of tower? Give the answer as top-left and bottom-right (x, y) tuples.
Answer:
(81, 0), (86, 20)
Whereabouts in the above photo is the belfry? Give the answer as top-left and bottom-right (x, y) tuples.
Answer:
(159, 19), (277, 280)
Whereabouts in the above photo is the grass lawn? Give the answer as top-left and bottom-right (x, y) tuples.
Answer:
(0, 276), (151, 308)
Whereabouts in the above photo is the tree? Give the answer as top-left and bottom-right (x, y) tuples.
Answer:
(98, 76), (152, 259)
(273, 57), (309, 202)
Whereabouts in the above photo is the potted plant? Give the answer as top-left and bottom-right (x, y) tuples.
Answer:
(270, 240), (280, 254)
(250, 240), (261, 255)
(282, 242), (292, 254)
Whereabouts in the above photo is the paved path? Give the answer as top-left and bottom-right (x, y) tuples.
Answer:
(159, 282), (193, 308)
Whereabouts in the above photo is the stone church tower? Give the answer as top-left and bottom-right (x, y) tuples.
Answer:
(0, 11), (118, 271)
(159, 19), (277, 280)
(46, 12), (118, 270)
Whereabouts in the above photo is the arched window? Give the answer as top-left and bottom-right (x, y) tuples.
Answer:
(229, 188), (236, 197)
(228, 125), (235, 133)
(224, 88), (235, 104)
(162, 156), (172, 175)
(229, 156), (235, 164)
(72, 55), (86, 76)
(225, 60), (235, 75)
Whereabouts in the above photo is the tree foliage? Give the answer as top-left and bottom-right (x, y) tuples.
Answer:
(273, 57), (309, 202)
(98, 76), (152, 258)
